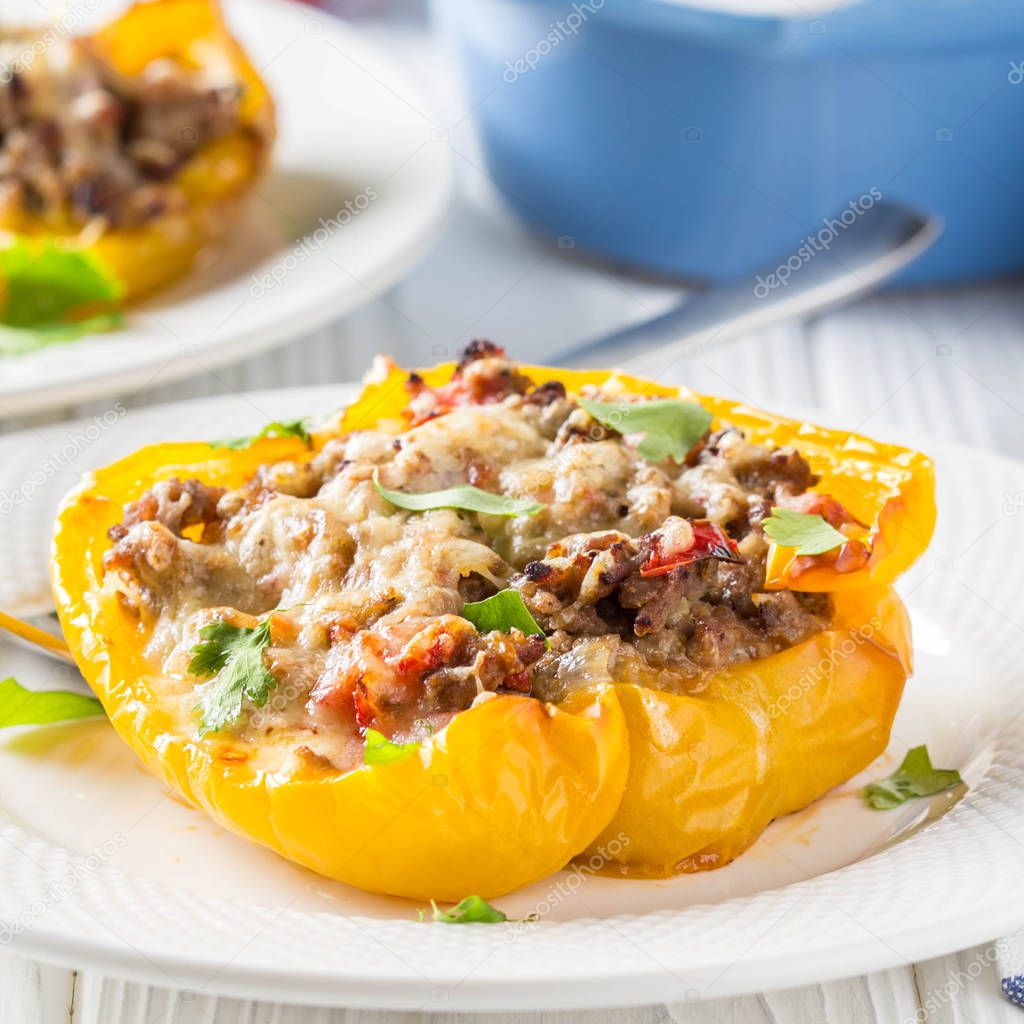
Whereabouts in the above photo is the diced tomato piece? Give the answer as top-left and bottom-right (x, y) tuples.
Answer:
(392, 617), (475, 678)
(352, 681), (375, 731)
(641, 519), (741, 578)
(308, 617), (477, 734)
(787, 536), (871, 579)
(404, 343), (535, 426)
(774, 490), (871, 577)
(778, 491), (866, 529)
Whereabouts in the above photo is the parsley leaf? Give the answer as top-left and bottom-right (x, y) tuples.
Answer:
(762, 507), (849, 555)
(0, 677), (103, 726)
(210, 417), (312, 451)
(863, 745), (964, 810)
(462, 589), (546, 641)
(579, 396), (712, 462)
(373, 471), (542, 518)
(189, 619), (276, 736)
(431, 895), (507, 924)
(0, 242), (123, 354)
(363, 727), (420, 766)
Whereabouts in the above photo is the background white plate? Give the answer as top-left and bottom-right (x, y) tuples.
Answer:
(0, 0), (451, 418)
(0, 389), (1021, 1010)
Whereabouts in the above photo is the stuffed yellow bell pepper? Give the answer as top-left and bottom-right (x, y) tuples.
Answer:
(581, 585), (910, 875)
(52, 438), (629, 901)
(52, 347), (935, 899)
(0, 0), (274, 302)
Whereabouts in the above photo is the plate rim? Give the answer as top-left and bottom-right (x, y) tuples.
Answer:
(4, 899), (1020, 1011)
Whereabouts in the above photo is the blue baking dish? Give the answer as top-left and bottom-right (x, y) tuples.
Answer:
(432, 0), (1024, 283)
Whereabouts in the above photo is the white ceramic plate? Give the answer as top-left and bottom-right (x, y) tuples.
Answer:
(0, 1), (450, 418)
(0, 389), (1021, 1010)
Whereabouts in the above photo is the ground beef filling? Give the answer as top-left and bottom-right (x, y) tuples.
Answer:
(102, 344), (834, 763)
(513, 525), (829, 703)
(0, 34), (246, 228)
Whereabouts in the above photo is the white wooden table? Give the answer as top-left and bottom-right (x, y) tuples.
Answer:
(2, 3), (1023, 1019)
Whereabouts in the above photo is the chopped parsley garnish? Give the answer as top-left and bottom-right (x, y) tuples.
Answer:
(461, 590), (546, 641)
(363, 727), (420, 766)
(762, 507), (849, 555)
(579, 396), (712, 462)
(430, 895), (507, 924)
(0, 676), (103, 726)
(373, 471), (542, 518)
(210, 417), (312, 451)
(189, 619), (276, 736)
(863, 745), (964, 810)
(0, 242), (123, 354)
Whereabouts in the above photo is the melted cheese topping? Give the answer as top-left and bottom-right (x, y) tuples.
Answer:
(105, 379), (830, 775)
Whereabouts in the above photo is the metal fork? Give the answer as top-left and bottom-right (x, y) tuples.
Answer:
(559, 200), (941, 367)
(0, 609), (73, 664)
